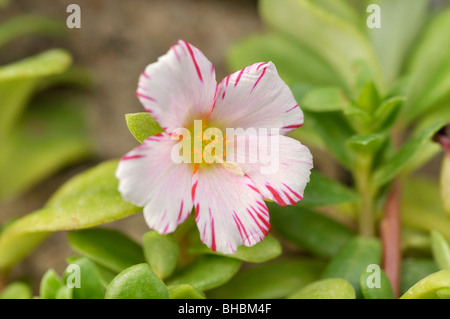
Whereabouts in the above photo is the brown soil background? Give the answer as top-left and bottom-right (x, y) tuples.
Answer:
(0, 0), (261, 288)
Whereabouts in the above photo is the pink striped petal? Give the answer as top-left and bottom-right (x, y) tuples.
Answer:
(116, 133), (194, 234)
(137, 40), (217, 132)
(208, 62), (304, 135)
(193, 165), (270, 254)
(236, 135), (313, 206)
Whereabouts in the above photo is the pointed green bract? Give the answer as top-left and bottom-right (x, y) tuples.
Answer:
(125, 112), (163, 143)
(39, 269), (63, 299)
(63, 257), (104, 299)
(360, 267), (394, 299)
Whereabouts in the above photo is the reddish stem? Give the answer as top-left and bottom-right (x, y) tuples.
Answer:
(381, 180), (401, 298)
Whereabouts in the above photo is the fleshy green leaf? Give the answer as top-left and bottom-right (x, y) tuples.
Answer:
(304, 111), (354, 168)
(0, 49), (72, 81)
(367, 0), (429, 84)
(168, 284), (206, 299)
(125, 112), (163, 143)
(270, 205), (355, 258)
(401, 270), (450, 299)
(0, 160), (141, 270)
(288, 278), (356, 299)
(188, 234), (281, 263)
(105, 263), (169, 299)
(301, 87), (348, 112)
(372, 97), (404, 132)
(431, 230), (450, 270)
(347, 133), (386, 154)
(372, 119), (446, 188)
(39, 269), (63, 299)
(360, 267), (394, 299)
(0, 15), (66, 48)
(401, 258), (439, 295)
(300, 171), (359, 207)
(208, 258), (324, 299)
(0, 282), (32, 299)
(68, 228), (145, 273)
(260, 0), (382, 92)
(227, 32), (342, 86)
(64, 257), (105, 299)
(167, 255), (242, 291)
(405, 9), (450, 123)
(0, 100), (92, 201)
(321, 236), (381, 298)
(55, 286), (73, 299)
(143, 231), (179, 279)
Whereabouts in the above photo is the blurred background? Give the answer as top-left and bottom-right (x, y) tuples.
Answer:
(0, 0), (261, 286)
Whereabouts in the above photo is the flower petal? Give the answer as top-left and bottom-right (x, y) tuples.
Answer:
(192, 165), (270, 254)
(208, 62), (303, 135)
(116, 133), (194, 234)
(236, 134), (313, 206)
(137, 40), (218, 132)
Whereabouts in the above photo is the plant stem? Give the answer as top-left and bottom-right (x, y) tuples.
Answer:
(354, 154), (376, 237)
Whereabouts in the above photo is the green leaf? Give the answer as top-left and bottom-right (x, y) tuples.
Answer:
(270, 205), (355, 258)
(304, 111), (354, 168)
(0, 15), (66, 48)
(360, 267), (394, 299)
(372, 119), (446, 188)
(0, 100), (92, 201)
(125, 112), (163, 143)
(68, 228), (145, 274)
(0, 160), (141, 270)
(0, 49), (72, 81)
(401, 258), (439, 295)
(39, 269), (63, 299)
(347, 133), (386, 154)
(168, 284), (206, 299)
(188, 234), (281, 263)
(301, 171), (359, 207)
(431, 230), (450, 270)
(207, 258), (324, 299)
(367, 0), (429, 84)
(301, 87), (348, 112)
(401, 270), (450, 299)
(437, 288), (450, 299)
(313, 0), (360, 26)
(0, 282), (32, 299)
(227, 32), (342, 86)
(64, 257), (105, 299)
(288, 278), (356, 299)
(143, 231), (179, 279)
(105, 263), (169, 299)
(260, 0), (383, 92)
(321, 236), (382, 298)
(55, 286), (73, 299)
(405, 9), (450, 123)
(373, 97), (404, 132)
(167, 255), (242, 291)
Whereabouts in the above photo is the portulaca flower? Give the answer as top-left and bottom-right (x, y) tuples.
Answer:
(116, 40), (313, 254)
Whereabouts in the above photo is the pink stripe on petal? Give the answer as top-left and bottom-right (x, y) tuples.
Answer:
(283, 190), (297, 205)
(141, 71), (150, 80)
(171, 45), (181, 61)
(266, 184), (287, 206)
(136, 92), (157, 102)
(211, 213), (216, 252)
(283, 183), (304, 200)
(250, 67), (266, 93)
(285, 104), (299, 113)
(235, 67), (246, 87)
(256, 62), (267, 70)
(282, 124), (303, 130)
(121, 154), (145, 160)
(182, 40), (203, 82)
(226, 74), (231, 86)
(222, 91), (226, 100)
